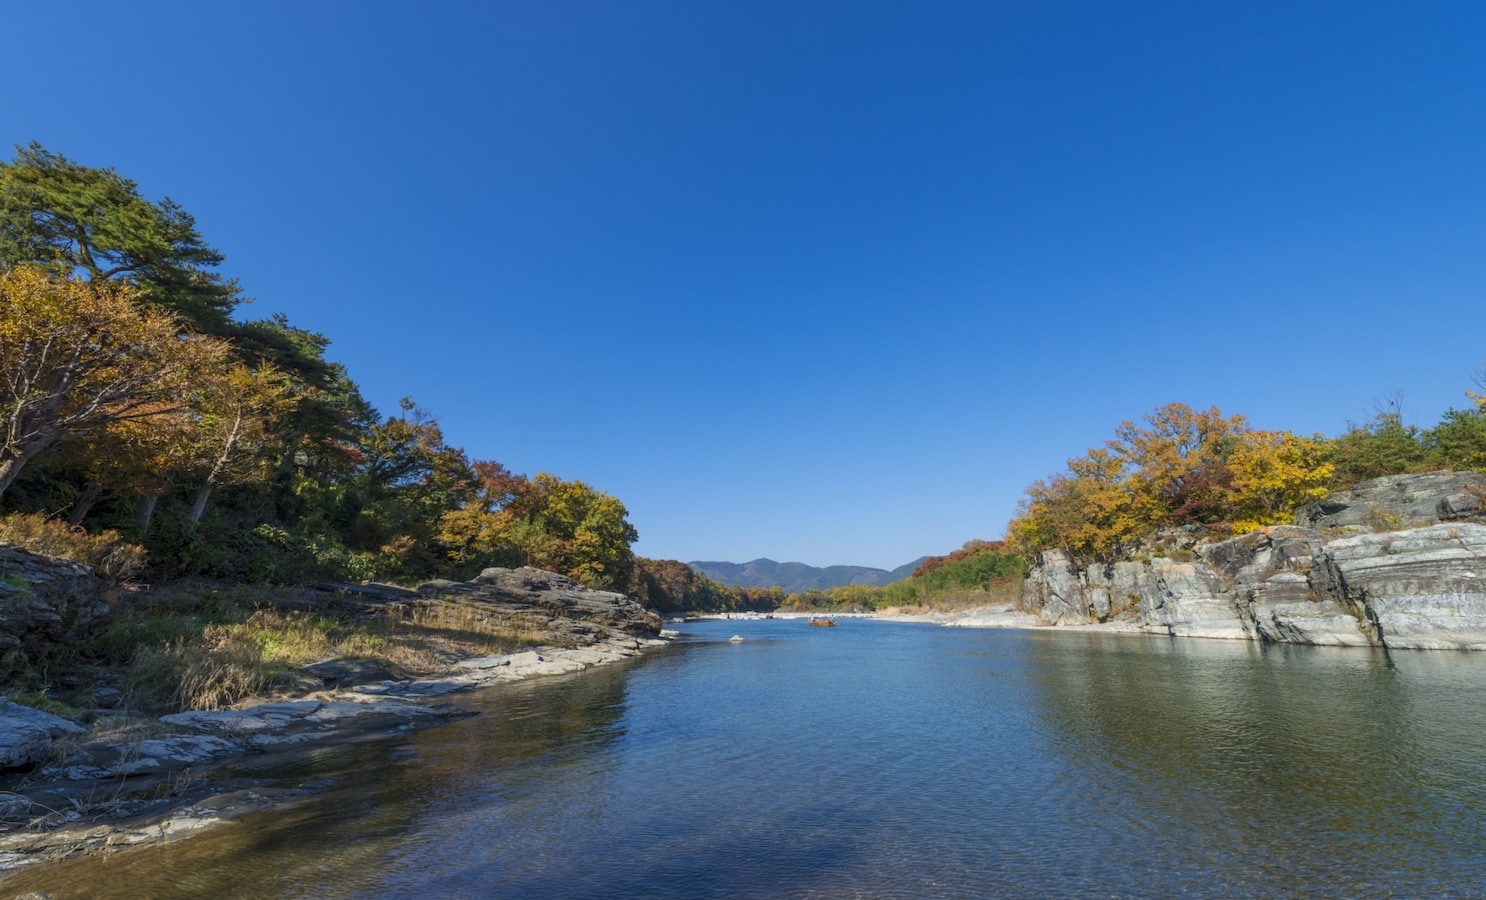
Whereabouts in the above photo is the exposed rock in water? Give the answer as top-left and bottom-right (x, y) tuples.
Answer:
(0, 699), (86, 771)
(0, 565), (667, 872)
(1015, 472), (1486, 651)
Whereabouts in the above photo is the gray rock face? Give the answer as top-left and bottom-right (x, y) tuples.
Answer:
(1316, 525), (1486, 650)
(1021, 550), (1091, 625)
(1084, 561), (1145, 623)
(0, 544), (110, 658)
(1018, 509), (1486, 650)
(318, 566), (663, 649)
(0, 699), (86, 770)
(1142, 560), (1248, 640)
(411, 565), (663, 643)
(1294, 471), (1486, 530)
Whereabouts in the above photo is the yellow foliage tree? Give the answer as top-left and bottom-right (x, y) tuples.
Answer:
(1006, 402), (1336, 562)
(183, 362), (295, 522)
(441, 471), (639, 589)
(1225, 430), (1334, 533)
(0, 266), (228, 501)
(1008, 448), (1144, 564)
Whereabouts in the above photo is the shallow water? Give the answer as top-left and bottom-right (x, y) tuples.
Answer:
(8, 620), (1486, 898)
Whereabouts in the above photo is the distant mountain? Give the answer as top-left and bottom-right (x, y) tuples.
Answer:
(689, 557), (927, 592)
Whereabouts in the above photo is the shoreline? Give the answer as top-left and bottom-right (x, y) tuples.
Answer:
(0, 633), (669, 878)
(693, 605), (1154, 633)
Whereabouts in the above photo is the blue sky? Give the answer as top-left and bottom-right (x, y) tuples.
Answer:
(4, 2), (1484, 568)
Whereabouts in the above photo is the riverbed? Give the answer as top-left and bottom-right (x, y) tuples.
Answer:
(6, 619), (1484, 898)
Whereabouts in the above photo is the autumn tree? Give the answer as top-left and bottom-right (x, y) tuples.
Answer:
(344, 400), (477, 578)
(0, 144), (240, 333)
(183, 362), (295, 522)
(437, 459), (528, 573)
(1223, 430), (1333, 530)
(491, 473), (639, 590)
(49, 402), (196, 529)
(1008, 448), (1142, 564)
(630, 558), (736, 613)
(1007, 402), (1336, 563)
(0, 266), (228, 501)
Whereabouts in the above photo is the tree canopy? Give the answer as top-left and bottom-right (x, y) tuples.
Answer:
(0, 144), (642, 594)
(1006, 403), (1334, 564)
(0, 266), (229, 499)
(0, 143), (240, 333)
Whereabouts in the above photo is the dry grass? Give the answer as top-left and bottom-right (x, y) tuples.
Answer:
(130, 629), (272, 711)
(3, 579), (557, 714)
(0, 512), (148, 581)
(884, 579), (1026, 615)
(112, 590), (552, 712)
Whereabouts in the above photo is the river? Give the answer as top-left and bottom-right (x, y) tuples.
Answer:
(6, 618), (1485, 898)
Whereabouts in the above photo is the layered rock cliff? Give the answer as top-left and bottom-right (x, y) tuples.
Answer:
(1019, 472), (1486, 650)
(334, 565), (665, 644)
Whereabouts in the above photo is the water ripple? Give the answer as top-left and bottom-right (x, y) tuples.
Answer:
(8, 621), (1486, 898)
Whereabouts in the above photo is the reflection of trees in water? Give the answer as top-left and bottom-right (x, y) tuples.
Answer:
(1026, 633), (1484, 891)
(421, 660), (637, 783)
(0, 663), (643, 900)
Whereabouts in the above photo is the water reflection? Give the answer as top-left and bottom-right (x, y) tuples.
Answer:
(6, 624), (1485, 899)
(1025, 633), (1486, 895)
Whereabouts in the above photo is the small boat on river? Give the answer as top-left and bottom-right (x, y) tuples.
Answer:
(808, 616), (837, 627)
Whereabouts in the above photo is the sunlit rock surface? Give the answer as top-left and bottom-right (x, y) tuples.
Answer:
(1013, 473), (1486, 650)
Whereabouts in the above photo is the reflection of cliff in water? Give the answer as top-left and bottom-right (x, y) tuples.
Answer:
(1025, 632), (1485, 888)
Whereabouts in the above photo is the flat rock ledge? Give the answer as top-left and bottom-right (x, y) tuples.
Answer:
(0, 566), (668, 877)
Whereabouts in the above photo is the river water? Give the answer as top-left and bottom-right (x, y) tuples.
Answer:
(7, 619), (1486, 898)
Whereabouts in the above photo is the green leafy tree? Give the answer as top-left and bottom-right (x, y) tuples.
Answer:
(0, 143), (240, 333)
(1328, 410), (1430, 486)
(1425, 408), (1486, 472)
(0, 146), (240, 332)
(347, 400), (476, 579)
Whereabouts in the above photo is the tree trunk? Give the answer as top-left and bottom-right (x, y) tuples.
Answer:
(187, 407), (244, 524)
(188, 483), (213, 523)
(0, 439), (54, 501)
(67, 482), (104, 527)
(0, 456), (26, 502)
(135, 493), (160, 531)
(275, 431), (303, 482)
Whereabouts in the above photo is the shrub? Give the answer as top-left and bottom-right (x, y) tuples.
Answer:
(129, 627), (270, 711)
(0, 511), (147, 580)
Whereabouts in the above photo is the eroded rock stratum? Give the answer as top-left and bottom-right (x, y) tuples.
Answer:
(1020, 472), (1486, 650)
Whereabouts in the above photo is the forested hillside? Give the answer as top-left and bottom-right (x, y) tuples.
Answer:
(0, 144), (639, 590)
(689, 557), (924, 592)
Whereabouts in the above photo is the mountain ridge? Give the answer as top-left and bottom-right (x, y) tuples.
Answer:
(688, 557), (926, 592)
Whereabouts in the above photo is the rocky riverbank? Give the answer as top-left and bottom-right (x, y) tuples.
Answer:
(957, 472), (1486, 650)
(0, 565), (665, 877)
